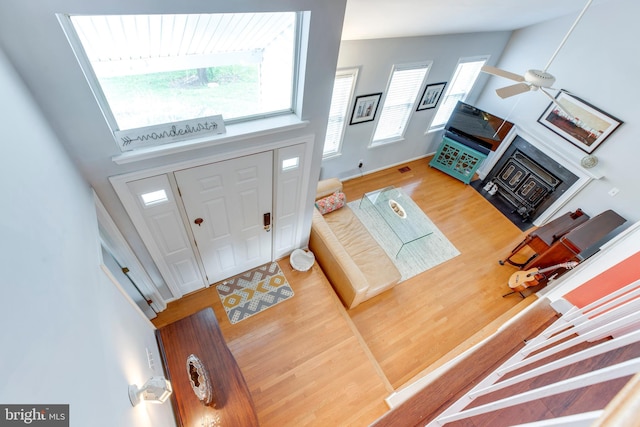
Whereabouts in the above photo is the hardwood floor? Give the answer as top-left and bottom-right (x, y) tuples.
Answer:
(341, 158), (533, 388)
(153, 260), (392, 426)
(153, 157), (536, 426)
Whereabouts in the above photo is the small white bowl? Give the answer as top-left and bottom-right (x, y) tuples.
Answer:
(290, 249), (315, 272)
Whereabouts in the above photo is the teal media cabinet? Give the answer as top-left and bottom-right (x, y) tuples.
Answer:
(429, 136), (488, 184)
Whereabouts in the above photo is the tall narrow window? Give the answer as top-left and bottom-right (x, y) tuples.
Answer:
(372, 62), (431, 146)
(323, 69), (358, 157)
(60, 12), (299, 140)
(429, 56), (488, 131)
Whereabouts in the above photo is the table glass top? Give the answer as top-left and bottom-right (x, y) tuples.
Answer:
(360, 186), (433, 244)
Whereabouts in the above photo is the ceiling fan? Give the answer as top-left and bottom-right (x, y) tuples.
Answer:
(482, 0), (593, 104)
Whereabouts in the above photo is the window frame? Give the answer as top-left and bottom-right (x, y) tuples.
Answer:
(371, 61), (432, 147)
(322, 68), (359, 159)
(58, 12), (303, 148)
(428, 55), (489, 132)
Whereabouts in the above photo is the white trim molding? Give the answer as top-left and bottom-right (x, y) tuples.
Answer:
(94, 191), (167, 312)
(112, 114), (308, 165)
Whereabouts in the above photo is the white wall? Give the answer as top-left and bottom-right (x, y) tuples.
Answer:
(0, 0), (346, 300)
(321, 31), (512, 180)
(0, 49), (175, 426)
(476, 0), (640, 224)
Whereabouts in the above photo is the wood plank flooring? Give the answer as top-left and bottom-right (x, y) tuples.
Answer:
(153, 157), (537, 426)
(342, 158), (533, 388)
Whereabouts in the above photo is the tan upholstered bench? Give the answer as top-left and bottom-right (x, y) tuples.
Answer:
(309, 178), (401, 308)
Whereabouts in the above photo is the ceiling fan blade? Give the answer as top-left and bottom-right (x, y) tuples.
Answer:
(539, 87), (572, 117)
(481, 65), (525, 83)
(496, 83), (531, 99)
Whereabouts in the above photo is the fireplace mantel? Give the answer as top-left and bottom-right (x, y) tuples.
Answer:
(477, 125), (601, 227)
(479, 125), (604, 181)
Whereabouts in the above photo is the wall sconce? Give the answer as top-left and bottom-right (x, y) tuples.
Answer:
(129, 376), (173, 406)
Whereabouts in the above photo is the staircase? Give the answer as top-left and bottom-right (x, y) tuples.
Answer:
(372, 280), (640, 427)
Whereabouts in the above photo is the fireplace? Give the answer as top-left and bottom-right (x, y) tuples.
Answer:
(473, 135), (579, 230)
(491, 149), (561, 220)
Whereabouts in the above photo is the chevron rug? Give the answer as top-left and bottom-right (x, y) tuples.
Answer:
(216, 261), (294, 324)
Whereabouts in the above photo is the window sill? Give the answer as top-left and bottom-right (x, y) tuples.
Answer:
(322, 152), (342, 161)
(425, 125), (445, 135)
(369, 137), (405, 148)
(112, 114), (309, 165)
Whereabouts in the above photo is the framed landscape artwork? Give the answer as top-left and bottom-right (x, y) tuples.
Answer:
(538, 90), (622, 154)
(350, 93), (382, 125)
(417, 82), (446, 111)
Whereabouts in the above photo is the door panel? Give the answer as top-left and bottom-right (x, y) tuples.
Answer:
(152, 211), (191, 254)
(175, 151), (273, 284)
(274, 144), (307, 258)
(126, 174), (205, 296)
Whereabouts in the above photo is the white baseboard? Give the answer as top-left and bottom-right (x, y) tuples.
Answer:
(341, 153), (433, 183)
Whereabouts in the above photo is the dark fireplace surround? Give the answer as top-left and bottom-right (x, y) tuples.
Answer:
(473, 136), (579, 230)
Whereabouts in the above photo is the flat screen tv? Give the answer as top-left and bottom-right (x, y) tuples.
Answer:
(445, 101), (514, 154)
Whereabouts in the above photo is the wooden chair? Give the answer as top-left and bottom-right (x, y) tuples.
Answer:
(500, 209), (589, 268)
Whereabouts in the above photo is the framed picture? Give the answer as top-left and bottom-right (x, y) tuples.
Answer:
(350, 93), (382, 125)
(537, 90), (622, 154)
(417, 82), (446, 111)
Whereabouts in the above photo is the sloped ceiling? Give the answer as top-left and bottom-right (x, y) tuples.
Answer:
(342, 0), (609, 40)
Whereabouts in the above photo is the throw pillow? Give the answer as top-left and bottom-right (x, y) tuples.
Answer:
(315, 191), (346, 215)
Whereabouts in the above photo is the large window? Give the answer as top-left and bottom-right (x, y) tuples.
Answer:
(429, 56), (488, 131)
(61, 12), (299, 135)
(372, 62), (431, 146)
(323, 69), (358, 158)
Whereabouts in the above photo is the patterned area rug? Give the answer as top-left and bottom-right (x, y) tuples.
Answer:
(348, 190), (460, 281)
(216, 261), (294, 324)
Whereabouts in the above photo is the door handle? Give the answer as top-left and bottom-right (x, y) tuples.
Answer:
(263, 213), (271, 232)
(194, 218), (204, 227)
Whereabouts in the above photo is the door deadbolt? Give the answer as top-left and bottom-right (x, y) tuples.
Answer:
(263, 213), (271, 232)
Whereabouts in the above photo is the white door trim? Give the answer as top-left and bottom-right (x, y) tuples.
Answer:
(110, 135), (314, 186)
(110, 134), (314, 299)
(94, 191), (167, 312)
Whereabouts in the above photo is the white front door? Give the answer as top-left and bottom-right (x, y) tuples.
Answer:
(126, 174), (206, 296)
(174, 151), (273, 284)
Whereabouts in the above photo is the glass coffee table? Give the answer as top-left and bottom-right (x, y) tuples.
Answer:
(359, 186), (433, 257)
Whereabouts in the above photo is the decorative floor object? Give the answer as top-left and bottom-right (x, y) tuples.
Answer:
(289, 249), (315, 272)
(216, 261), (294, 324)
(348, 190), (460, 281)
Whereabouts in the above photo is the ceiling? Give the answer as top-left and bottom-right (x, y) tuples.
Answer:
(342, 0), (605, 40)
